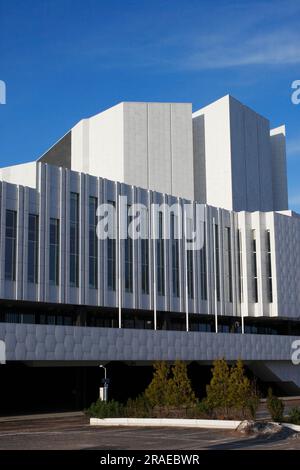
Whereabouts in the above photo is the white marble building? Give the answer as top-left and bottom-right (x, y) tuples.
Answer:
(0, 95), (299, 391)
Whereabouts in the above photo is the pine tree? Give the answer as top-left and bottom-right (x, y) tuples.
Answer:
(144, 361), (170, 407)
(206, 359), (259, 419)
(228, 359), (250, 412)
(206, 359), (231, 417)
(167, 361), (197, 407)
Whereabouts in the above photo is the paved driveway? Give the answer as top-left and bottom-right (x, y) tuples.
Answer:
(0, 414), (300, 450)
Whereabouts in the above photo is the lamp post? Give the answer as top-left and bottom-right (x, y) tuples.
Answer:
(99, 364), (108, 402)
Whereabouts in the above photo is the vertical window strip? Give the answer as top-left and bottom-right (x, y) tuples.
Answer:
(226, 227), (233, 303)
(157, 211), (165, 296)
(215, 223), (220, 301)
(70, 192), (79, 287)
(107, 200), (116, 291)
(187, 250), (194, 299)
(49, 218), (59, 285)
(171, 214), (179, 297)
(125, 205), (133, 293)
(89, 197), (98, 288)
(266, 230), (273, 303)
(5, 210), (17, 281)
(237, 230), (243, 302)
(28, 214), (39, 283)
(141, 208), (149, 295)
(252, 229), (258, 303)
(200, 222), (207, 301)
(186, 217), (194, 299)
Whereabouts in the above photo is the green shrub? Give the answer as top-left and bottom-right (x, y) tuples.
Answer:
(206, 359), (260, 420)
(167, 361), (197, 408)
(195, 399), (212, 418)
(144, 361), (171, 407)
(144, 361), (197, 409)
(206, 359), (231, 417)
(125, 395), (152, 418)
(85, 399), (124, 418)
(288, 407), (300, 425)
(266, 388), (284, 422)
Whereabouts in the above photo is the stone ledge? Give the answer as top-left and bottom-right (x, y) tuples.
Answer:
(90, 417), (242, 429)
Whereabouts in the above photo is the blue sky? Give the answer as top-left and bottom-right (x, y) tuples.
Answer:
(0, 0), (300, 210)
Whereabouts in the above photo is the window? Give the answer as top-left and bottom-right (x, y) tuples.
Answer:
(70, 192), (79, 287)
(186, 217), (194, 299)
(214, 223), (220, 301)
(171, 214), (179, 297)
(141, 209), (149, 295)
(5, 210), (17, 281)
(237, 230), (243, 302)
(200, 222), (207, 301)
(187, 251), (194, 299)
(266, 230), (273, 303)
(225, 227), (233, 302)
(28, 214), (39, 283)
(49, 218), (59, 285)
(252, 230), (258, 303)
(89, 197), (98, 288)
(125, 205), (133, 293)
(157, 211), (165, 296)
(107, 200), (116, 291)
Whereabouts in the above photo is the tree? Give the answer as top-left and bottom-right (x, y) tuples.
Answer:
(228, 359), (259, 419)
(167, 361), (197, 407)
(206, 359), (231, 417)
(206, 359), (260, 419)
(144, 361), (170, 407)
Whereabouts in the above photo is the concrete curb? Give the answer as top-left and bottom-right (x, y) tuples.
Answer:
(90, 417), (242, 429)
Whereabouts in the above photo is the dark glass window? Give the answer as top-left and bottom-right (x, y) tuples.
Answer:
(171, 214), (179, 297)
(28, 214), (39, 283)
(107, 200), (116, 291)
(266, 230), (273, 303)
(157, 211), (165, 296)
(89, 197), (98, 288)
(252, 230), (258, 303)
(226, 227), (233, 302)
(125, 205), (133, 293)
(237, 230), (243, 302)
(5, 210), (17, 281)
(214, 223), (220, 301)
(187, 250), (194, 299)
(49, 218), (59, 285)
(70, 192), (79, 287)
(200, 222), (207, 301)
(186, 217), (194, 299)
(141, 209), (149, 294)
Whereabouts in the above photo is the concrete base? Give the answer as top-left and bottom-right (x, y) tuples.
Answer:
(90, 417), (242, 429)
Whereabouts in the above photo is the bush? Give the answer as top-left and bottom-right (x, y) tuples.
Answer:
(266, 388), (284, 422)
(167, 361), (197, 408)
(145, 361), (197, 409)
(125, 395), (152, 418)
(229, 360), (260, 419)
(144, 361), (170, 408)
(206, 359), (231, 417)
(287, 407), (300, 425)
(206, 359), (260, 420)
(195, 399), (213, 418)
(85, 399), (124, 418)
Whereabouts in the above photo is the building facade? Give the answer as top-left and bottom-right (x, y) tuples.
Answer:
(0, 95), (300, 396)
